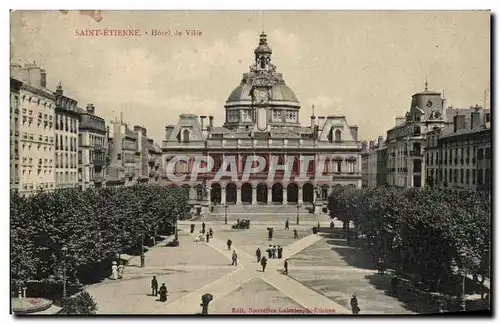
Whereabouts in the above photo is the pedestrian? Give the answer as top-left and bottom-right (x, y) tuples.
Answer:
(159, 283), (168, 302)
(350, 294), (360, 314)
(272, 246), (277, 259)
(227, 238), (232, 250)
(232, 250), (238, 266)
(209, 228), (214, 238)
(202, 222), (206, 234)
(330, 221), (335, 229)
(117, 261), (124, 279)
(317, 222), (321, 229)
(261, 256), (267, 272)
(284, 259), (289, 275)
(285, 219), (289, 230)
(267, 245), (272, 258)
(206, 232), (210, 243)
(268, 228), (273, 241)
(391, 276), (399, 296)
(277, 246), (283, 259)
(293, 229), (298, 239)
(256, 248), (261, 262)
(376, 258), (385, 275)
(190, 224), (195, 234)
(151, 276), (158, 296)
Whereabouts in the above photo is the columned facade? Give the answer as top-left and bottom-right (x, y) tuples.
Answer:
(161, 33), (362, 211)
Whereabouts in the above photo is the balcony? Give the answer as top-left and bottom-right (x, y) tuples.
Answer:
(92, 175), (105, 183)
(411, 150), (423, 157)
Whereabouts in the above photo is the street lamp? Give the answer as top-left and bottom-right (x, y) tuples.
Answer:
(296, 203), (300, 225)
(451, 258), (466, 311)
(174, 212), (179, 241)
(140, 220), (145, 268)
(224, 203), (228, 225)
(61, 246), (68, 303)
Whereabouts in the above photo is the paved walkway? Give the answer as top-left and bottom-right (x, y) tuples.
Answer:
(85, 216), (452, 315)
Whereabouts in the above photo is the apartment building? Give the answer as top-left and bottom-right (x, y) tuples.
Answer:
(10, 63), (56, 194)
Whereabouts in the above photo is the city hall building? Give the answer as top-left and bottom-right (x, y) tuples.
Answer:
(161, 33), (362, 211)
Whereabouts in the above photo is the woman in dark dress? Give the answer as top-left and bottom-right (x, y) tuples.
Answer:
(159, 283), (168, 302)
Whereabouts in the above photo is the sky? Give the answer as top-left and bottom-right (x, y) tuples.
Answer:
(10, 10), (490, 143)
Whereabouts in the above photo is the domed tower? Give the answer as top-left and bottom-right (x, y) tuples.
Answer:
(224, 32), (301, 131)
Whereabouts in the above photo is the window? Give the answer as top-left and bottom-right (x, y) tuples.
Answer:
(449, 169), (452, 182)
(335, 160), (342, 173)
(228, 110), (239, 122)
(453, 169), (458, 183)
(485, 169), (491, 185)
(242, 109), (252, 122)
(472, 170), (476, 184)
(182, 129), (190, 143)
(117, 154), (122, 161)
(460, 169), (464, 184)
(272, 110), (281, 122)
(485, 147), (491, 159)
(285, 110), (297, 122)
(478, 169), (483, 185)
(477, 148), (484, 160)
(335, 130), (341, 142)
(466, 169), (470, 184)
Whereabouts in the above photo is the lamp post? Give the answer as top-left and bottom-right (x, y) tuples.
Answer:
(174, 212), (179, 241)
(61, 246), (68, 304)
(451, 258), (466, 311)
(140, 220), (145, 268)
(224, 203), (228, 225)
(296, 203), (300, 225)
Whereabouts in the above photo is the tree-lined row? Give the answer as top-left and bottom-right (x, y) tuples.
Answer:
(10, 185), (189, 296)
(328, 186), (490, 295)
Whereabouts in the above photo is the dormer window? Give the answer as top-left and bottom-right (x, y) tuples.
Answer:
(335, 130), (342, 142)
(182, 129), (190, 143)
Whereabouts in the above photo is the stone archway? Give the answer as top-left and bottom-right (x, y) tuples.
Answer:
(211, 183), (221, 205)
(226, 183), (237, 205)
(271, 183), (283, 204)
(256, 183), (268, 204)
(302, 183), (314, 204)
(241, 183), (253, 204)
(287, 183), (299, 204)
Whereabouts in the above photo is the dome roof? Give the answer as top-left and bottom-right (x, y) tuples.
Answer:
(227, 83), (299, 103)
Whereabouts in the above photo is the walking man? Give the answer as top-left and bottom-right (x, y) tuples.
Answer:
(260, 256), (267, 272)
(284, 259), (289, 275)
(256, 248), (262, 263)
(232, 250), (238, 266)
(202, 222), (206, 234)
(206, 232), (210, 243)
(272, 246), (277, 259)
(227, 238), (232, 250)
(267, 245), (272, 258)
(350, 294), (360, 314)
(293, 229), (299, 239)
(391, 276), (399, 296)
(209, 228), (214, 239)
(277, 245), (283, 259)
(285, 219), (289, 231)
(151, 276), (158, 296)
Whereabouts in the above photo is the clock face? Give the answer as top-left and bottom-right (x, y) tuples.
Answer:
(253, 88), (269, 103)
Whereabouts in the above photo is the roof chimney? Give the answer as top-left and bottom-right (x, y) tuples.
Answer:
(40, 69), (47, 88)
(56, 81), (63, 95)
(86, 103), (95, 114)
(209, 116), (214, 129)
(200, 116), (206, 130)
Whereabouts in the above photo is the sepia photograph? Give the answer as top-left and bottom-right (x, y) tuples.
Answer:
(9, 9), (491, 316)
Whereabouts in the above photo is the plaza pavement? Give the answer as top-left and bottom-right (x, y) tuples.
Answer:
(85, 212), (430, 315)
